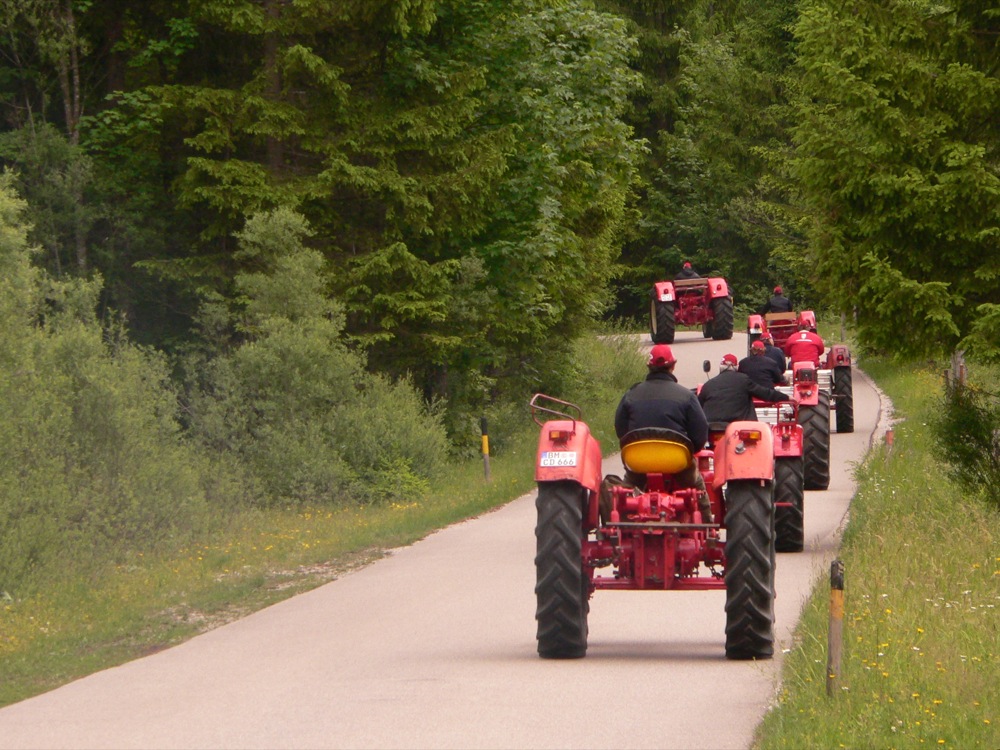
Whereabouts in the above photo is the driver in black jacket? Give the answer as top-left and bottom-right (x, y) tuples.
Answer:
(614, 344), (713, 522)
(739, 340), (786, 388)
(699, 353), (786, 427)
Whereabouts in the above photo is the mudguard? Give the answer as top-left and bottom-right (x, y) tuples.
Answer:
(747, 314), (765, 338)
(534, 419), (603, 498)
(797, 310), (818, 331)
(705, 277), (729, 299)
(652, 280), (676, 303)
(711, 421), (774, 490)
(826, 343), (851, 369)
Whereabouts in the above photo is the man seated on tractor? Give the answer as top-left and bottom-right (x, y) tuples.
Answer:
(613, 344), (713, 522)
(760, 285), (793, 314)
(698, 353), (787, 428)
(784, 322), (826, 367)
(739, 340), (786, 388)
(675, 261), (700, 280)
(760, 333), (787, 372)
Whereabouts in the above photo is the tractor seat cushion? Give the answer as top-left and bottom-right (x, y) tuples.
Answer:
(619, 428), (694, 475)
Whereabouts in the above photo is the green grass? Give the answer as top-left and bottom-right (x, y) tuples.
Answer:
(753, 360), (999, 750)
(0, 328), (646, 708)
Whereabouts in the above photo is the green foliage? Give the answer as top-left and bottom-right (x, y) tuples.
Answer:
(787, 0), (1000, 358)
(181, 208), (450, 507)
(0, 123), (98, 273)
(0, 175), (213, 595)
(931, 379), (1000, 511)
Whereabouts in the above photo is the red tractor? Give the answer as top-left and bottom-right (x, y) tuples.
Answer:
(529, 393), (776, 661)
(747, 310), (854, 491)
(650, 277), (734, 344)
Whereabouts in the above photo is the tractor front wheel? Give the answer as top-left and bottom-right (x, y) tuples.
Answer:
(799, 391), (831, 491)
(711, 296), (734, 340)
(834, 366), (854, 434)
(535, 480), (589, 658)
(650, 298), (676, 344)
(724, 479), (776, 660)
(774, 456), (804, 552)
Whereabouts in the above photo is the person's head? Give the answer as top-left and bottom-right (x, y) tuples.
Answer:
(683, 261), (692, 270)
(762, 334), (774, 345)
(648, 344), (676, 372)
(751, 340), (766, 356)
(720, 353), (738, 371)
(774, 285), (783, 295)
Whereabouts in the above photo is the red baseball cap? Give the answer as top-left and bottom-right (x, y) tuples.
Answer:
(751, 340), (765, 351)
(721, 353), (738, 366)
(648, 344), (676, 367)
(774, 286), (782, 294)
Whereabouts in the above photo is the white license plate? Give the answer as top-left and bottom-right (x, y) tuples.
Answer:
(540, 451), (578, 467)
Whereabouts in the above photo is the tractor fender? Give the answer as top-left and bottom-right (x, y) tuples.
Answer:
(826, 343), (851, 369)
(711, 421), (775, 490)
(652, 280), (676, 303)
(771, 422), (804, 458)
(534, 419), (603, 498)
(797, 310), (818, 331)
(747, 314), (766, 338)
(706, 277), (730, 299)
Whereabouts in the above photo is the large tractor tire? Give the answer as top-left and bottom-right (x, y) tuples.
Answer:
(702, 320), (714, 338)
(535, 480), (589, 659)
(833, 366), (854, 434)
(724, 479), (776, 660)
(650, 298), (676, 344)
(799, 391), (831, 491)
(773, 456), (805, 553)
(711, 296), (734, 340)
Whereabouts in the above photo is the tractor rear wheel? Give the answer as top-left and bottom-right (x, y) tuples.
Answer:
(711, 296), (734, 340)
(799, 391), (831, 491)
(834, 366), (854, 434)
(724, 479), (775, 660)
(535, 480), (589, 658)
(702, 319), (714, 338)
(774, 456), (804, 552)
(650, 298), (675, 344)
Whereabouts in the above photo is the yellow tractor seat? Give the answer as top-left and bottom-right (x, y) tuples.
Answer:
(619, 428), (694, 475)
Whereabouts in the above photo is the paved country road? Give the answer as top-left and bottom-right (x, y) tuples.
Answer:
(0, 331), (892, 750)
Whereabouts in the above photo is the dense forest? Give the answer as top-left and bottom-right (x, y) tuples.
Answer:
(0, 1), (997, 590)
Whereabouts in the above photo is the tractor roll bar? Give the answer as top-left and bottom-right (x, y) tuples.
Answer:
(529, 393), (583, 428)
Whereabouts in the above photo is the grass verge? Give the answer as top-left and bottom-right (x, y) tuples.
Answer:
(753, 359), (999, 750)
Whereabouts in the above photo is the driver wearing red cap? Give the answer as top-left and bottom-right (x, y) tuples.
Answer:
(739, 339), (786, 388)
(698, 352), (786, 426)
(614, 343), (712, 520)
(761, 285), (793, 314)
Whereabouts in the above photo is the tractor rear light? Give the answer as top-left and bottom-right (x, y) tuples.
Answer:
(737, 429), (763, 442)
(548, 429), (573, 442)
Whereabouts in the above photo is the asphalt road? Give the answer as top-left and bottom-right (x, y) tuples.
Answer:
(0, 330), (892, 750)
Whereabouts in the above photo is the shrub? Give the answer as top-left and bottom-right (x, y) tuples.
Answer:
(931, 380), (1000, 511)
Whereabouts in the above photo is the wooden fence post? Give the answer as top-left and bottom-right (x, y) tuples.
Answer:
(827, 559), (845, 697)
(480, 416), (491, 482)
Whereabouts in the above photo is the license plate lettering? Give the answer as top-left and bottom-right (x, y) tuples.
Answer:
(540, 451), (578, 467)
